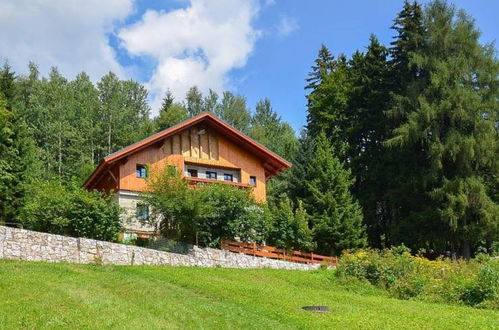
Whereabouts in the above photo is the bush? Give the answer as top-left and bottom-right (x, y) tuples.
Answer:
(144, 166), (269, 247)
(21, 180), (122, 241)
(336, 248), (499, 309)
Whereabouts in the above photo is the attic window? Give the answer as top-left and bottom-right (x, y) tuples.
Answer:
(136, 164), (148, 178)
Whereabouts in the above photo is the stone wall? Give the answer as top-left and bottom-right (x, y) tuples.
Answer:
(0, 226), (320, 270)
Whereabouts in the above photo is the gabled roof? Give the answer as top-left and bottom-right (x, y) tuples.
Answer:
(83, 112), (292, 189)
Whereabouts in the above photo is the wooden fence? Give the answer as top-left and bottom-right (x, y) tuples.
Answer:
(221, 239), (337, 266)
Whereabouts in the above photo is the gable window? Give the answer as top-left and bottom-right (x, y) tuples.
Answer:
(224, 173), (233, 182)
(206, 171), (217, 180)
(136, 203), (149, 220)
(249, 176), (256, 186)
(187, 169), (198, 177)
(136, 164), (148, 178)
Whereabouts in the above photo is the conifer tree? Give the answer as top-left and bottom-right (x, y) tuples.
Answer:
(0, 94), (39, 223)
(387, 0), (499, 258)
(185, 86), (203, 117)
(302, 132), (366, 255)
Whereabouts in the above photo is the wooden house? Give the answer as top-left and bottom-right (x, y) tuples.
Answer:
(83, 112), (292, 238)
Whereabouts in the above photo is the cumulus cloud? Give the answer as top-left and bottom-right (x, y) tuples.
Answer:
(118, 0), (261, 112)
(0, 0), (133, 79)
(276, 15), (299, 37)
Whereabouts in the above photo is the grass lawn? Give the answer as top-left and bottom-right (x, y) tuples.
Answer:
(0, 260), (497, 329)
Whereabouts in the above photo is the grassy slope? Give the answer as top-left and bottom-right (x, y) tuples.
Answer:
(0, 261), (497, 329)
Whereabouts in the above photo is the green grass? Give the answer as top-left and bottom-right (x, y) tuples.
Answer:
(0, 260), (497, 329)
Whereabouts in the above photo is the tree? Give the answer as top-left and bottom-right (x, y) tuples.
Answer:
(0, 61), (16, 107)
(21, 180), (122, 241)
(185, 86), (203, 117)
(203, 89), (219, 113)
(302, 132), (366, 255)
(144, 166), (267, 247)
(268, 198), (314, 251)
(216, 91), (251, 133)
(345, 36), (394, 248)
(387, 0), (499, 258)
(155, 102), (188, 131)
(305, 44), (335, 91)
(306, 53), (350, 156)
(249, 98), (298, 205)
(0, 94), (40, 223)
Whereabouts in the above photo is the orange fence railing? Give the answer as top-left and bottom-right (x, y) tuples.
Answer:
(220, 239), (337, 266)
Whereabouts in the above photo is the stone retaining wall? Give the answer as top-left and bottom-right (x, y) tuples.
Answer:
(0, 226), (320, 270)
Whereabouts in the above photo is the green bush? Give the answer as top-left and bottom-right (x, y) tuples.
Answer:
(336, 248), (499, 309)
(21, 180), (122, 241)
(144, 166), (269, 247)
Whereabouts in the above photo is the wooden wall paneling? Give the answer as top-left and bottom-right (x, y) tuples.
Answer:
(181, 130), (190, 157)
(190, 127), (200, 158)
(200, 130), (209, 159)
(209, 133), (219, 160)
(172, 134), (180, 154)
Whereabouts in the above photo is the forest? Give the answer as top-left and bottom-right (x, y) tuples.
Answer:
(0, 0), (497, 258)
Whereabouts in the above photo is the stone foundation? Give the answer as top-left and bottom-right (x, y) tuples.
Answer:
(0, 226), (320, 270)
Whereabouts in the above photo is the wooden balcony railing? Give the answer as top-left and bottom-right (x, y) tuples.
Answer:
(221, 239), (337, 266)
(184, 176), (253, 188)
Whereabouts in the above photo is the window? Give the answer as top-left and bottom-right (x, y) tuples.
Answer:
(224, 173), (233, 182)
(206, 171), (217, 179)
(187, 169), (198, 177)
(249, 176), (256, 186)
(136, 204), (149, 220)
(136, 164), (148, 178)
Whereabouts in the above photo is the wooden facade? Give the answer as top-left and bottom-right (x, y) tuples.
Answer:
(84, 112), (292, 202)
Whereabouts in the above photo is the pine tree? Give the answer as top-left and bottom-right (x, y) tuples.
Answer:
(302, 132), (366, 255)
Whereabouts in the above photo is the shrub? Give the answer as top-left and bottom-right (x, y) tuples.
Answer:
(336, 248), (499, 309)
(144, 166), (269, 247)
(21, 180), (122, 241)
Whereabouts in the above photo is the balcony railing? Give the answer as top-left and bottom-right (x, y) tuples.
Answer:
(184, 176), (252, 188)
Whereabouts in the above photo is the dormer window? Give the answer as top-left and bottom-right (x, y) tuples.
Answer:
(136, 164), (148, 178)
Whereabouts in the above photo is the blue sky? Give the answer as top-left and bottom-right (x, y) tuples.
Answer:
(0, 0), (497, 132)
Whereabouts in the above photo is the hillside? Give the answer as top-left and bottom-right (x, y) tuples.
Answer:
(0, 261), (497, 329)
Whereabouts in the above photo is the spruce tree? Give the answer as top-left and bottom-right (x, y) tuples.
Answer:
(302, 132), (366, 255)
(306, 54), (350, 156)
(0, 94), (39, 223)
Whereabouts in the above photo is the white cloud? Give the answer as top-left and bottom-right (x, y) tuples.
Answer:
(276, 15), (299, 37)
(118, 0), (261, 113)
(0, 0), (133, 79)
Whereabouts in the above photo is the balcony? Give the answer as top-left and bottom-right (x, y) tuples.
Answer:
(184, 176), (252, 188)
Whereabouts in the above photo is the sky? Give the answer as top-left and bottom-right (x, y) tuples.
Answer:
(0, 0), (497, 131)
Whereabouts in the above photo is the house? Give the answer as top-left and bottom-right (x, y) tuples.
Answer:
(83, 112), (292, 238)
